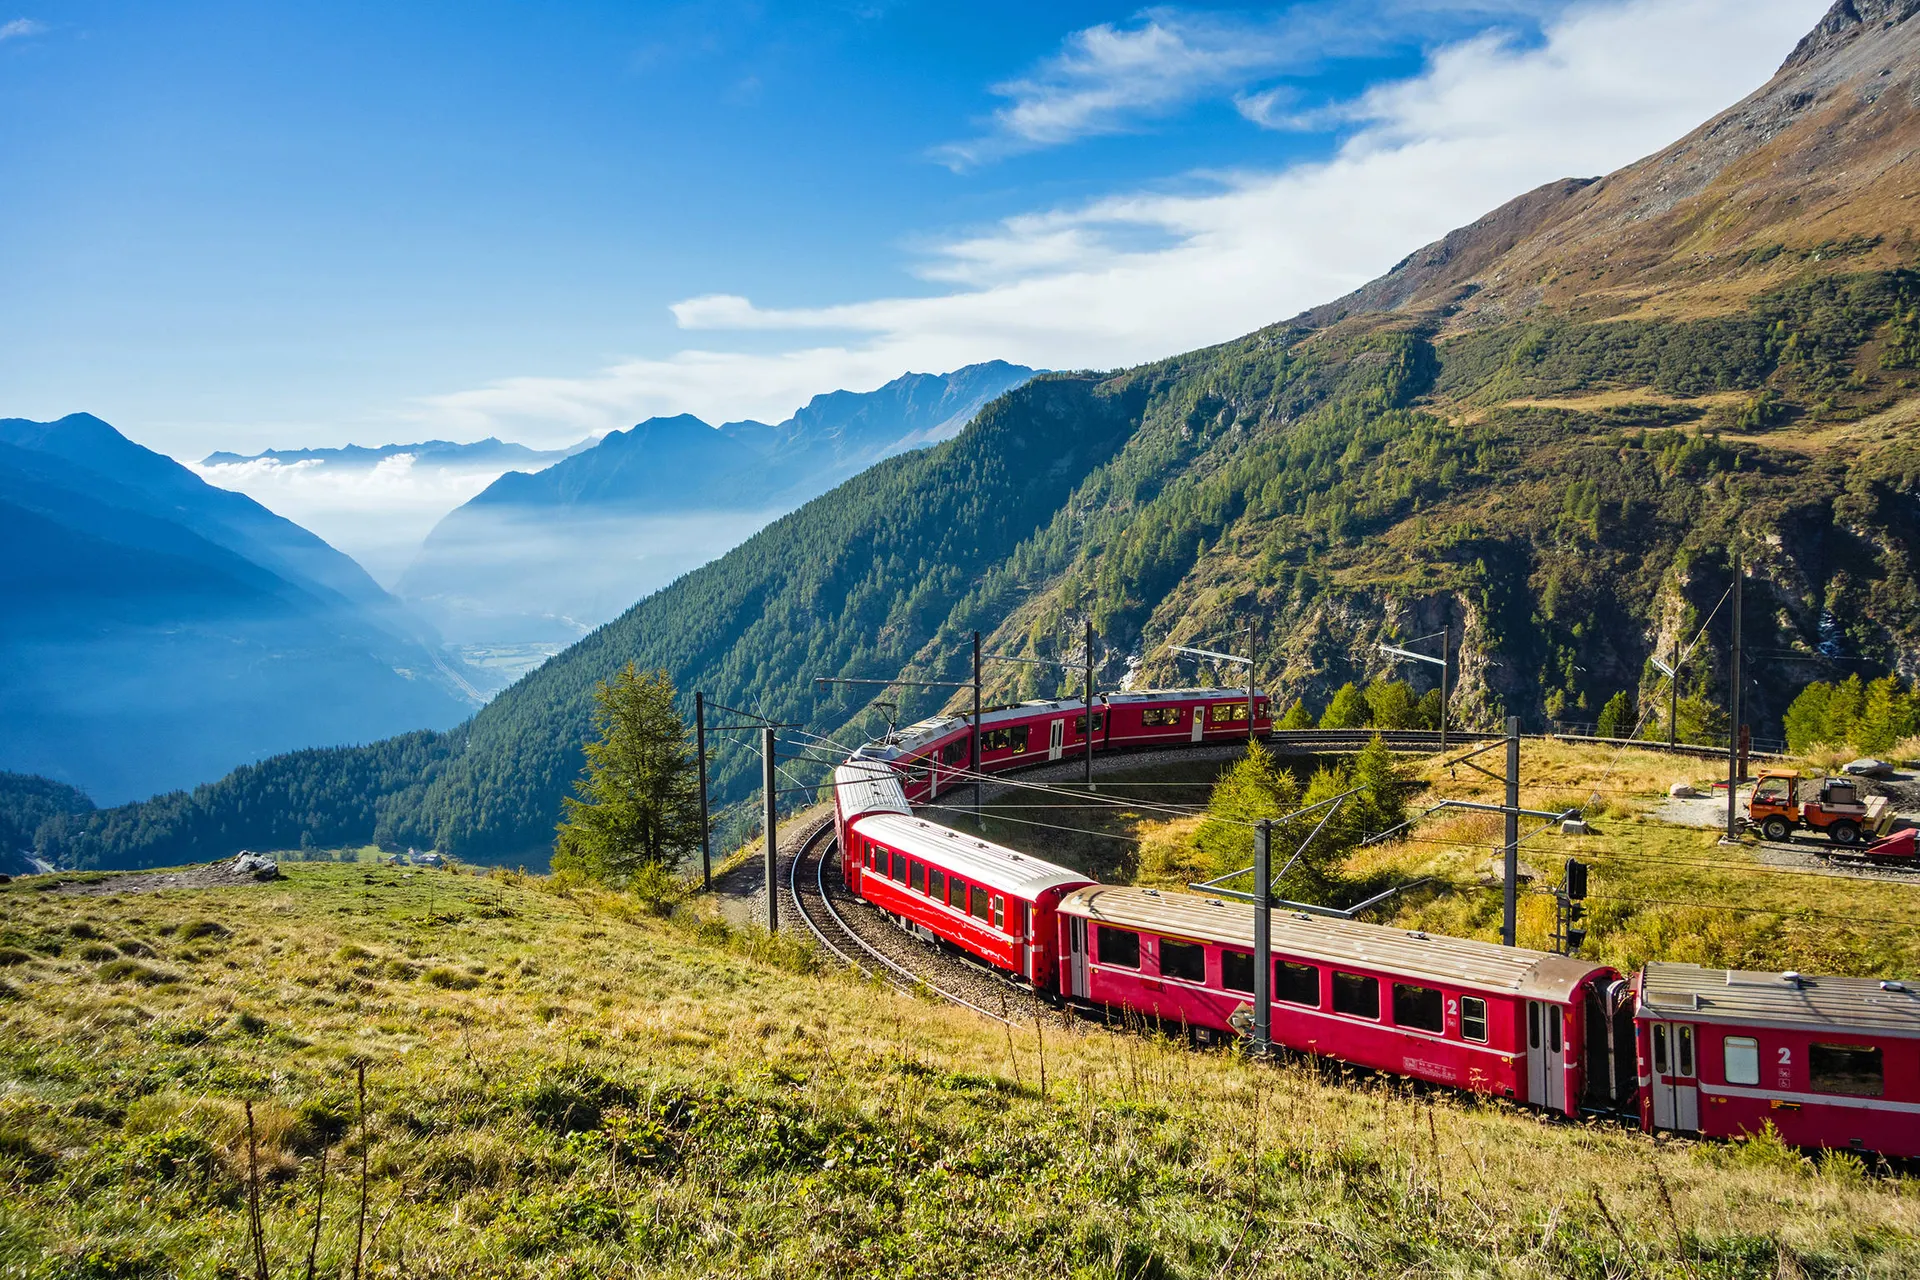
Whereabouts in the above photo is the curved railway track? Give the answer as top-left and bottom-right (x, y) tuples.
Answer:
(787, 816), (1020, 1025)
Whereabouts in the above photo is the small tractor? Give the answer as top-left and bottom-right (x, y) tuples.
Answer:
(1747, 768), (1894, 846)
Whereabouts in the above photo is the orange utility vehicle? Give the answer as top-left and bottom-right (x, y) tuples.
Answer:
(1747, 769), (1893, 846)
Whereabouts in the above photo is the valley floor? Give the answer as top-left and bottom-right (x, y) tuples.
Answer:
(2, 857), (1918, 1278)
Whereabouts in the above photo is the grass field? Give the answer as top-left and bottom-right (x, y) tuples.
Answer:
(3, 856), (1919, 1278)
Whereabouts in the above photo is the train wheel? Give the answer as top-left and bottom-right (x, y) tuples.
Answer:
(1829, 821), (1862, 847)
(1761, 817), (1792, 843)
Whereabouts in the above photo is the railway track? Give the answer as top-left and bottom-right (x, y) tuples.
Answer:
(787, 816), (1022, 1025)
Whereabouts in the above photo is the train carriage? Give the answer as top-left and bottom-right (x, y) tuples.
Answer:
(833, 763), (1093, 986)
(1055, 885), (1629, 1115)
(1634, 961), (1920, 1156)
(851, 689), (1273, 805)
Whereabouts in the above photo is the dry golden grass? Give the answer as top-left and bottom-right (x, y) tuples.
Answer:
(2, 861), (1918, 1277)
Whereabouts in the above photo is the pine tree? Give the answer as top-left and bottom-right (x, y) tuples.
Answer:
(1857, 676), (1917, 754)
(1783, 681), (1834, 754)
(1825, 674), (1867, 747)
(553, 665), (702, 884)
(1595, 690), (1635, 739)
(1319, 682), (1370, 729)
(1277, 700), (1315, 730)
(1350, 734), (1406, 839)
(1364, 680), (1419, 729)
(1193, 745), (1301, 881)
(1415, 687), (1443, 730)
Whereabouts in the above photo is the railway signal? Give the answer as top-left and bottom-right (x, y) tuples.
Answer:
(1555, 857), (1589, 955)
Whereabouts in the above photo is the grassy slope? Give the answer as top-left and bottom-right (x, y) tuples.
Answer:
(3, 864), (1916, 1278)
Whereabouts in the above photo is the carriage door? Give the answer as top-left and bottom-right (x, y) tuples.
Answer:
(1049, 718), (1065, 762)
(1190, 707), (1205, 742)
(1067, 917), (1090, 998)
(1648, 1022), (1699, 1133)
(1526, 1001), (1569, 1112)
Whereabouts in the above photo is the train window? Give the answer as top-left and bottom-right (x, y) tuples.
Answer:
(1724, 1037), (1760, 1086)
(1810, 1043), (1884, 1097)
(1209, 702), (1248, 725)
(1009, 725), (1028, 754)
(948, 877), (966, 910)
(863, 844), (874, 870)
(980, 726), (1031, 753)
(1333, 972), (1380, 1019)
(1392, 984), (1445, 1034)
(1141, 707), (1182, 727)
(890, 852), (907, 884)
(1675, 1025), (1693, 1077)
(1072, 713), (1106, 734)
(1652, 1024), (1667, 1074)
(910, 862), (925, 894)
(941, 739), (968, 766)
(970, 886), (991, 922)
(992, 896), (1005, 931)
(930, 870), (946, 903)
(1016, 902), (1030, 939)
(1254, 699), (1268, 719)
(1221, 950), (1255, 993)
(1460, 996), (1488, 1043)
(1276, 961), (1321, 1007)
(1550, 1009), (1563, 1055)
(1099, 927), (1141, 969)
(1160, 939), (1205, 984)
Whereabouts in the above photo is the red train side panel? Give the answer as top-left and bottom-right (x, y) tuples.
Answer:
(1635, 962), (1920, 1157)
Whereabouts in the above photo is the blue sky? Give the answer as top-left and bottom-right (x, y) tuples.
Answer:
(1, 0), (1824, 466)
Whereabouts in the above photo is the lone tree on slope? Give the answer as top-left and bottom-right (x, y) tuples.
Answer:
(554, 664), (702, 883)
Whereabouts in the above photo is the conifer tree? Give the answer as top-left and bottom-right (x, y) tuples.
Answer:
(1595, 690), (1635, 739)
(553, 664), (702, 883)
(1277, 700), (1314, 730)
(1319, 683), (1370, 729)
(1364, 680), (1419, 729)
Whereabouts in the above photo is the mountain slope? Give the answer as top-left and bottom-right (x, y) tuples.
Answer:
(0, 416), (480, 803)
(33, 0), (1920, 868)
(397, 361), (1035, 647)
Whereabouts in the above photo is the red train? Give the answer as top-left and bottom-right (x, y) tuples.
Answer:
(828, 688), (1920, 1157)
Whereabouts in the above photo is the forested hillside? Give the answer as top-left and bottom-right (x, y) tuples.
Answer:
(32, 0), (1920, 869)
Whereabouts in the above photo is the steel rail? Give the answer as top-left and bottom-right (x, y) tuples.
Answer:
(786, 812), (1014, 1026)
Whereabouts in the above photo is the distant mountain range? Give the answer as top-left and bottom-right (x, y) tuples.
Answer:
(396, 360), (1036, 646)
(0, 414), (481, 804)
(202, 437), (592, 469)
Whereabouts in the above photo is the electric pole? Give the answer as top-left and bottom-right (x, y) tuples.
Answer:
(1502, 715), (1521, 947)
(695, 691), (711, 890)
(1725, 550), (1743, 843)
(1252, 818), (1272, 1056)
(1247, 618), (1259, 748)
(972, 631), (983, 829)
(1440, 628), (1450, 750)
(1084, 619), (1096, 790)
(1670, 641), (1680, 747)
(762, 726), (778, 932)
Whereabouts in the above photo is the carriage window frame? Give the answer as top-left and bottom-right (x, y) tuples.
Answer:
(1220, 949), (1255, 993)
(970, 886), (992, 922)
(1392, 983), (1445, 1034)
(1459, 996), (1488, 1044)
(889, 852), (907, 884)
(1209, 702), (1249, 725)
(910, 861), (925, 894)
(1159, 938), (1205, 984)
(1072, 713), (1106, 735)
(1723, 1036), (1760, 1086)
(1332, 971), (1381, 1020)
(1810, 1043), (1883, 1097)
(941, 739), (968, 766)
(1141, 707), (1182, 727)
(947, 877), (966, 910)
(929, 870), (946, 904)
(1098, 926), (1141, 969)
(1276, 960), (1321, 1008)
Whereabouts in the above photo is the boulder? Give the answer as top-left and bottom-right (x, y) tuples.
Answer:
(230, 853), (280, 882)
(1669, 782), (1704, 798)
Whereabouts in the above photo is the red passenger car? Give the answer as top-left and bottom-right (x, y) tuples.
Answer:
(834, 762), (1093, 986)
(850, 689), (1273, 805)
(1634, 961), (1920, 1156)
(1055, 886), (1629, 1115)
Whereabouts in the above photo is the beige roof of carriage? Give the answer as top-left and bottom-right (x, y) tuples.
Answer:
(1059, 885), (1609, 1003)
(852, 813), (1094, 900)
(831, 763), (915, 822)
(1638, 961), (1920, 1037)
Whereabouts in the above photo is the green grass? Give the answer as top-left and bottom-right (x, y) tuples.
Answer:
(1, 862), (1918, 1277)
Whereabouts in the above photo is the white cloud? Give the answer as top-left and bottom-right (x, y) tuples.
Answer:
(192, 453), (535, 587)
(0, 17), (45, 41)
(414, 0), (1827, 447)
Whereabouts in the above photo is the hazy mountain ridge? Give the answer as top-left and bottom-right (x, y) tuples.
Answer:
(201, 437), (591, 469)
(396, 361), (1035, 649)
(0, 415), (481, 803)
(33, 0), (1920, 868)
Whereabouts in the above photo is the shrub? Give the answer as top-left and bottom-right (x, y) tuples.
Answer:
(94, 960), (179, 987)
(178, 920), (230, 942)
(0, 948), (32, 967)
(423, 966), (480, 990)
(78, 944), (120, 962)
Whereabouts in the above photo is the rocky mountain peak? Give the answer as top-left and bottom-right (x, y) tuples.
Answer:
(1782, 0), (1920, 72)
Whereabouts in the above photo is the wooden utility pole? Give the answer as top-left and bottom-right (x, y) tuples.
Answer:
(1502, 716), (1521, 947)
(762, 726), (778, 932)
(695, 691), (711, 890)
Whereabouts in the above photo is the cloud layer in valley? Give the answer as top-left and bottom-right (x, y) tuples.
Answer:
(414, 0), (1824, 448)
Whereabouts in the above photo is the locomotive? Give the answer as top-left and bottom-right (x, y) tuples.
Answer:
(829, 688), (1920, 1158)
